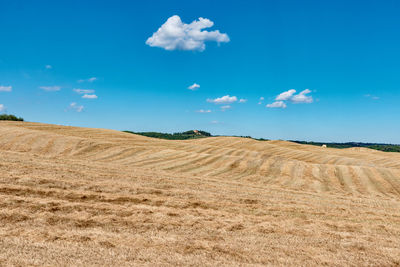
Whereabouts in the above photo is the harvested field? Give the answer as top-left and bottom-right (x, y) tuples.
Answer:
(1, 121), (400, 266)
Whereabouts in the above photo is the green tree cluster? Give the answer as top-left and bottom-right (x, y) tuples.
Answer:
(292, 141), (400, 153)
(124, 130), (211, 140)
(0, 114), (24, 121)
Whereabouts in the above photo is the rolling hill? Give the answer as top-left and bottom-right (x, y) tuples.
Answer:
(1, 121), (400, 266)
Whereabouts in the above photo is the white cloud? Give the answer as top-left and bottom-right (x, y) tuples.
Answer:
(196, 109), (211, 113)
(0, 104), (5, 112)
(0, 86), (12, 92)
(74, 88), (97, 99)
(39, 86), (61, 91)
(211, 120), (220, 124)
(221, 105), (231, 111)
(78, 77), (97, 83)
(188, 83), (200, 90)
(258, 97), (264, 104)
(276, 89), (296, 101)
(266, 101), (287, 108)
(267, 89), (313, 108)
(291, 89), (313, 103)
(73, 88), (95, 94)
(70, 102), (84, 112)
(207, 95), (237, 104)
(365, 94), (380, 100)
(239, 98), (247, 103)
(82, 94), (98, 99)
(45, 65), (52, 69)
(146, 15), (230, 51)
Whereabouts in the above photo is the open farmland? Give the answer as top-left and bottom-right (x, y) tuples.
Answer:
(1, 121), (400, 266)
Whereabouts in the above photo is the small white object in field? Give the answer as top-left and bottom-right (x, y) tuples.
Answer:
(322, 144), (327, 148)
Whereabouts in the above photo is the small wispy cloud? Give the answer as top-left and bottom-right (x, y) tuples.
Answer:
(364, 94), (380, 100)
(188, 83), (200, 90)
(73, 88), (95, 94)
(239, 98), (247, 103)
(77, 77), (97, 83)
(39, 86), (61, 91)
(146, 15), (230, 51)
(266, 101), (287, 108)
(73, 88), (97, 99)
(69, 102), (84, 112)
(207, 95), (237, 104)
(82, 94), (98, 99)
(45, 65), (52, 69)
(0, 104), (6, 112)
(196, 109), (211, 113)
(0, 86), (12, 92)
(258, 97), (264, 105)
(211, 120), (220, 124)
(221, 105), (231, 111)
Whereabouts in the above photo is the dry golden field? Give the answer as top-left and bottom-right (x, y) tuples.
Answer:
(1, 121), (400, 266)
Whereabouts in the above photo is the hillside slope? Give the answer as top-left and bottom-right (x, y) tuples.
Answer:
(1, 122), (400, 266)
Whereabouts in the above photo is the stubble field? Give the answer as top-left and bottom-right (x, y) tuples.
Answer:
(1, 121), (400, 266)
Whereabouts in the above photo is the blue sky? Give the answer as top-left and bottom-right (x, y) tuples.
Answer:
(1, 0), (400, 143)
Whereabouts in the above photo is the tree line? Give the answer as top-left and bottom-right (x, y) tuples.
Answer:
(124, 130), (211, 140)
(0, 114), (24, 121)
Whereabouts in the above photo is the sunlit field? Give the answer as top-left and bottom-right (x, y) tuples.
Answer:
(1, 121), (400, 266)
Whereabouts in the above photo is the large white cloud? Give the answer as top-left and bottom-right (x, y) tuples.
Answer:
(207, 95), (237, 104)
(266, 101), (287, 108)
(146, 15), (230, 51)
(0, 86), (12, 92)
